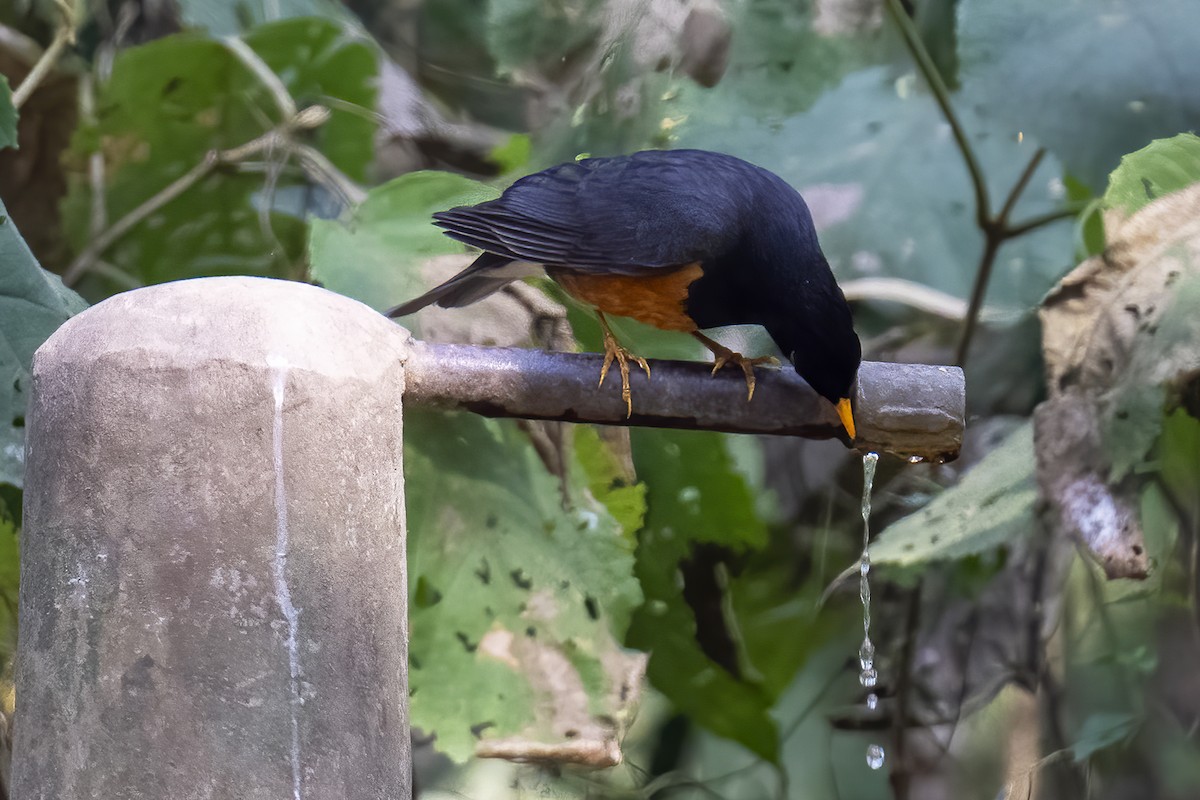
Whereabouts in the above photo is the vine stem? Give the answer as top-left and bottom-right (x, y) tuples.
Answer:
(63, 107), (360, 286)
(11, 0), (78, 109)
(883, 0), (989, 227)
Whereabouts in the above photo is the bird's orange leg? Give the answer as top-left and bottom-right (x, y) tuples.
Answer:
(691, 331), (779, 402)
(597, 311), (650, 417)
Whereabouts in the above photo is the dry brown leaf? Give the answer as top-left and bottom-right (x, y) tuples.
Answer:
(1042, 186), (1200, 394)
(1036, 184), (1200, 578)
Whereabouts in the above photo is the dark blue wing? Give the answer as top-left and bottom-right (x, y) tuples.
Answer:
(433, 150), (762, 274)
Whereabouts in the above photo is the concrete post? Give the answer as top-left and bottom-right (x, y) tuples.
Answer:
(13, 277), (412, 799)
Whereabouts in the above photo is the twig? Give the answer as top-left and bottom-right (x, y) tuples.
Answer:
(955, 148), (1046, 365)
(62, 103), (361, 286)
(63, 131), (280, 285)
(1005, 207), (1081, 239)
(888, 583), (922, 800)
(222, 35), (297, 122)
(11, 0), (77, 109)
(80, 75), (108, 238)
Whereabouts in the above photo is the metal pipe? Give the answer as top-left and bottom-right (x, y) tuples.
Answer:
(404, 341), (965, 462)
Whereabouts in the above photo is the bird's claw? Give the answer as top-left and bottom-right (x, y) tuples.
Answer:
(706, 346), (778, 402)
(599, 329), (650, 417)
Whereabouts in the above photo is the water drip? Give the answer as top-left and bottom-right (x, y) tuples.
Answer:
(860, 452), (884, 772)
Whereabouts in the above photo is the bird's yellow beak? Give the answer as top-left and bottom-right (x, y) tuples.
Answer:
(836, 397), (856, 440)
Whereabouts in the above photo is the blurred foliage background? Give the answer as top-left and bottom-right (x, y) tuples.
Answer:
(2, 0), (1200, 798)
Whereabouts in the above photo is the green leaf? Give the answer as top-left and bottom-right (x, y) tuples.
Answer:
(0, 199), (88, 488)
(871, 422), (1035, 565)
(670, 66), (1072, 311)
(309, 171), (498, 321)
(573, 426), (646, 536)
(61, 19), (377, 295)
(176, 0), (353, 35)
(1104, 133), (1200, 216)
(485, 0), (604, 76)
(404, 412), (641, 761)
(1104, 274), (1200, 480)
(626, 429), (782, 763)
(490, 133), (532, 175)
(0, 74), (15, 150)
(1072, 712), (1140, 762)
(958, 0), (1200, 190)
(311, 177), (641, 761)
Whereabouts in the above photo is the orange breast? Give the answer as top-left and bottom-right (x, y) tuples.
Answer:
(549, 263), (704, 332)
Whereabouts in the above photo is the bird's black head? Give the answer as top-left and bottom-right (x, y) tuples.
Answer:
(738, 171), (862, 436)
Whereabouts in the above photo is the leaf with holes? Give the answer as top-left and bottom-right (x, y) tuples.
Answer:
(311, 177), (641, 761)
(871, 423), (1035, 565)
(625, 428), (804, 764)
(1105, 133), (1200, 216)
(60, 18), (377, 297)
(403, 411), (641, 761)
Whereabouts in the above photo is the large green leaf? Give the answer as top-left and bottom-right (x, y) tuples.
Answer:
(309, 174), (642, 761)
(309, 171), (497, 316)
(958, 0), (1200, 191)
(0, 74), (15, 150)
(871, 422), (1035, 565)
(626, 428), (786, 763)
(404, 412), (641, 761)
(670, 66), (1072, 311)
(0, 199), (88, 489)
(61, 18), (377, 296)
(1104, 133), (1200, 216)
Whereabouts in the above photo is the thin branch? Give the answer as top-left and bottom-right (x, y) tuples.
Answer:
(63, 130), (281, 285)
(62, 103), (358, 286)
(954, 236), (1003, 366)
(80, 75), (108, 238)
(884, 0), (990, 226)
(11, 0), (77, 109)
(997, 149), (1047, 226)
(955, 148), (1049, 364)
(221, 35), (297, 121)
(888, 583), (923, 800)
(1006, 207), (1079, 239)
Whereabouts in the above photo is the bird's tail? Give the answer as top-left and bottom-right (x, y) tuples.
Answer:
(385, 252), (536, 318)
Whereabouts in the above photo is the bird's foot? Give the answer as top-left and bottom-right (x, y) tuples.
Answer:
(693, 332), (779, 401)
(598, 326), (650, 417)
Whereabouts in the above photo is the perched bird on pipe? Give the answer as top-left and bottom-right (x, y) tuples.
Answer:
(386, 148), (862, 438)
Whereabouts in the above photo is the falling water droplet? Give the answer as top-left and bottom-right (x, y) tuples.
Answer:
(859, 454), (883, 768)
(857, 453), (880, 693)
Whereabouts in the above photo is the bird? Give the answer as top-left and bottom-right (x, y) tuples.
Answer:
(385, 148), (862, 438)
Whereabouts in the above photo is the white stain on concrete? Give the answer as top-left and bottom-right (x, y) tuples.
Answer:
(269, 354), (303, 800)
